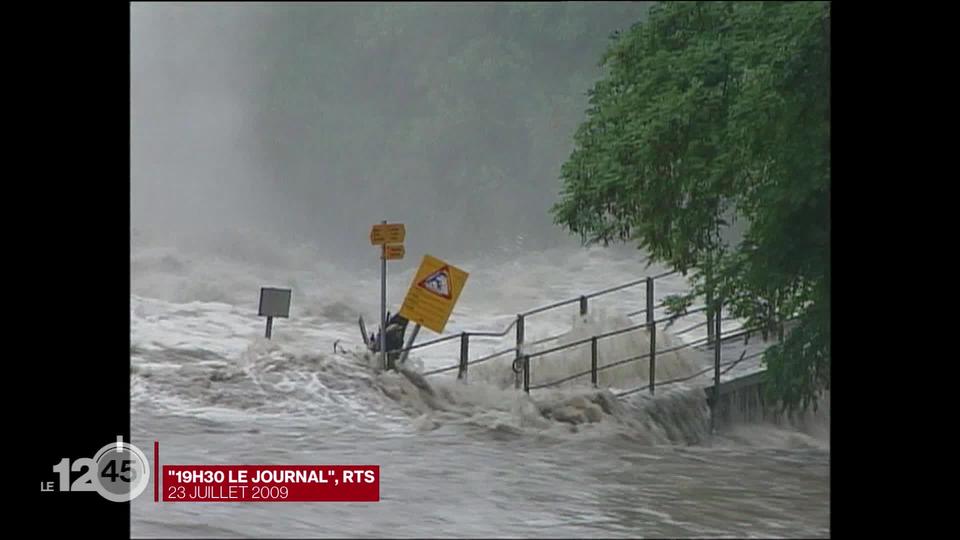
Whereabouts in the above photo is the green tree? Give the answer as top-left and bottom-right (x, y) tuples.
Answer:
(552, 1), (830, 412)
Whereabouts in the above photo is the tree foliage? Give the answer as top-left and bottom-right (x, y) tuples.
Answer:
(552, 1), (830, 412)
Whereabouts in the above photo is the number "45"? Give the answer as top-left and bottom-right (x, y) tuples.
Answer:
(52, 458), (131, 491)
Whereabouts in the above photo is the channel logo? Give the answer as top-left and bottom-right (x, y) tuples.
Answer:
(41, 436), (151, 502)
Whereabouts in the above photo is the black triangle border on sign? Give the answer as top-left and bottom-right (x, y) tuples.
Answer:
(417, 265), (453, 299)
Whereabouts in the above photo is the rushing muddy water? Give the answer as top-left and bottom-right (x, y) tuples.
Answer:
(131, 240), (828, 537)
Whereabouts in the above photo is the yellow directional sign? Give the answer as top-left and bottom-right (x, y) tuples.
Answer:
(370, 223), (405, 245)
(384, 244), (405, 260)
(398, 254), (469, 334)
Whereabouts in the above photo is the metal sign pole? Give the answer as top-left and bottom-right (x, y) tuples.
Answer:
(380, 221), (387, 371)
(265, 316), (273, 339)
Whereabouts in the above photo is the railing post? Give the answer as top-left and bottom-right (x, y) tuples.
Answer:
(515, 314), (525, 390)
(523, 354), (530, 394)
(649, 320), (656, 395)
(579, 295), (588, 317)
(591, 336), (598, 388)
(645, 277), (654, 325)
(458, 332), (469, 381)
(711, 302), (722, 434)
(706, 283), (715, 345)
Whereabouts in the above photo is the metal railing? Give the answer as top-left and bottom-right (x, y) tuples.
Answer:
(379, 264), (796, 434)
(517, 306), (727, 393)
(522, 321), (760, 393)
(386, 269), (685, 381)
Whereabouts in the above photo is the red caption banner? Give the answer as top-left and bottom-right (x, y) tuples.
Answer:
(162, 465), (379, 502)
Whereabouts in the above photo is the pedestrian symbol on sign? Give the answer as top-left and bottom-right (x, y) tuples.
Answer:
(418, 266), (452, 299)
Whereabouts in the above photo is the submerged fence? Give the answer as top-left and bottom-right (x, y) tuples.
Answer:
(380, 268), (789, 430)
(389, 270), (682, 381)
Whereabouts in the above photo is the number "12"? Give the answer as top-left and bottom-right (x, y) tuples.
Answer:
(52, 458), (131, 491)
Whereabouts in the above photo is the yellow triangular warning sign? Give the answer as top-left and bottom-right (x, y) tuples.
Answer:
(418, 265), (452, 299)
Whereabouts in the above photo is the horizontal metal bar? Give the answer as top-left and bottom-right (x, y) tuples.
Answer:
(530, 328), (741, 392)
(593, 334), (713, 376)
(629, 304), (707, 321)
(525, 309), (713, 360)
(467, 346), (518, 367)
(655, 305), (708, 322)
(400, 332), (461, 353)
(523, 297), (582, 317)
(652, 269), (681, 280)
(493, 304), (710, 360)
(530, 331), (720, 391)
(626, 299), (668, 318)
(396, 320), (520, 356)
(657, 365), (717, 387)
(584, 278), (647, 299)
(720, 349), (765, 376)
(630, 361), (728, 395)
(421, 346), (519, 378)
(466, 318), (518, 338)
(526, 334), (596, 359)
(594, 321), (651, 341)
(613, 386), (641, 398)
(418, 314), (771, 383)
(527, 334), (564, 347)
(615, 363), (717, 397)
(468, 331), (511, 338)
(425, 324), (768, 385)
(518, 270), (680, 319)
(614, 344), (767, 398)
(709, 325), (760, 345)
(674, 319), (710, 336)
(660, 333), (715, 356)
(421, 364), (461, 377)
(528, 368), (594, 390)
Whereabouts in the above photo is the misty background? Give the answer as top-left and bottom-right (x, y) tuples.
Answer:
(131, 2), (654, 270)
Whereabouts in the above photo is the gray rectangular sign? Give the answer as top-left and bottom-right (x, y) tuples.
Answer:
(259, 287), (292, 318)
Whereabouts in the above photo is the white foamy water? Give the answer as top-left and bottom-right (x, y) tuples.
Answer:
(131, 236), (829, 538)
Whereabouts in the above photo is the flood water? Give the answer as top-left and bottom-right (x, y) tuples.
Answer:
(130, 241), (829, 538)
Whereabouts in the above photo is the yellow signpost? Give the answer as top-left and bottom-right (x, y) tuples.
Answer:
(370, 223), (405, 245)
(384, 244), (405, 260)
(370, 221), (407, 369)
(398, 254), (469, 334)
